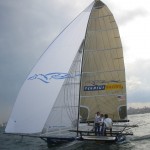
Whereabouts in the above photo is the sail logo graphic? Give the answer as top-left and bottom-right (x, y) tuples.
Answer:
(84, 85), (105, 91)
(84, 83), (123, 91)
(28, 72), (80, 83)
(105, 84), (123, 90)
(117, 95), (126, 101)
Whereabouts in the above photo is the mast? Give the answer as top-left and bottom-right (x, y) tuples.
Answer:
(76, 40), (87, 137)
(76, 1), (96, 137)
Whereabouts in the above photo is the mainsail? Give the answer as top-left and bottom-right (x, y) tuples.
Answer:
(5, 0), (127, 139)
(80, 0), (127, 122)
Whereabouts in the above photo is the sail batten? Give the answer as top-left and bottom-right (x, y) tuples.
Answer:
(82, 47), (122, 51)
(82, 70), (125, 74)
(88, 27), (118, 32)
(81, 94), (126, 98)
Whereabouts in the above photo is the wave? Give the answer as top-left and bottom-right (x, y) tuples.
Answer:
(131, 135), (150, 141)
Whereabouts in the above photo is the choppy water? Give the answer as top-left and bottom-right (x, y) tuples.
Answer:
(0, 113), (150, 150)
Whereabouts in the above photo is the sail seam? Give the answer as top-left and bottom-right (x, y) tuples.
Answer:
(63, 83), (80, 86)
(90, 14), (112, 19)
(88, 27), (118, 32)
(52, 106), (78, 109)
(82, 69), (125, 74)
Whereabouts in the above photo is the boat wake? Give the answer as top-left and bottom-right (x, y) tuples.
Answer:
(130, 135), (150, 141)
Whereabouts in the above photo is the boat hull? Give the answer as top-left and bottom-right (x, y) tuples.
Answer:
(46, 137), (75, 147)
(45, 134), (126, 147)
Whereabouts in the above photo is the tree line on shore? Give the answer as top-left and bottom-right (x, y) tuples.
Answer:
(127, 106), (150, 115)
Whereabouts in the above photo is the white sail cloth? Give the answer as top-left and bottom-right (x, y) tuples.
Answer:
(5, 2), (94, 134)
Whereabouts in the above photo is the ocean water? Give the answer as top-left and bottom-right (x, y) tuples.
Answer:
(1, 113), (150, 150)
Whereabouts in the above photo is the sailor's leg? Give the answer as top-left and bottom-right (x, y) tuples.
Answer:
(99, 126), (102, 135)
(110, 128), (112, 136)
(104, 127), (106, 136)
(95, 124), (97, 135)
(97, 125), (100, 136)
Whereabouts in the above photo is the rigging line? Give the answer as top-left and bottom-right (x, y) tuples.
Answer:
(64, 68), (77, 122)
(64, 47), (82, 123)
(77, 5), (94, 135)
(72, 57), (80, 118)
(71, 44), (83, 121)
(71, 75), (78, 121)
(123, 126), (138, 131)
(71, 62), (79, 121)
(64, 77), (74, 122)
(51, 61), (79, 127)
(42, 90), (63, 132)
(75, 50), (83, 118)
(61, 78), (72, 122)
(45, 65), (74, 128)
(68, 72), (75, 119)
(26, 3), (94, 80)
(72, 72), (77, 121)
(71, 50), (83, 118)
(52, 106), (78, 109)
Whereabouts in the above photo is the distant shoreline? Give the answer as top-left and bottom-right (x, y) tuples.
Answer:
(128, 107), (150, 115)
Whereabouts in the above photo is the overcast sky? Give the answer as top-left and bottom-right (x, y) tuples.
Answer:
(0, 0), (150, 124)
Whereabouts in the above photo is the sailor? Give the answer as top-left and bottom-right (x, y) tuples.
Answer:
(94, 112), (101, 135)
(103, 114), (113, 136)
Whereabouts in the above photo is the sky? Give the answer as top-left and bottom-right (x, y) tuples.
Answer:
(0, 0), (150, 124)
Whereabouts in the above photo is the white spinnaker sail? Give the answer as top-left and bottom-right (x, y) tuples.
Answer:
(5, 2), (94, 134)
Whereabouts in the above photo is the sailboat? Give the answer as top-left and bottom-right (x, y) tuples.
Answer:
(5, 0), (137, 146)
